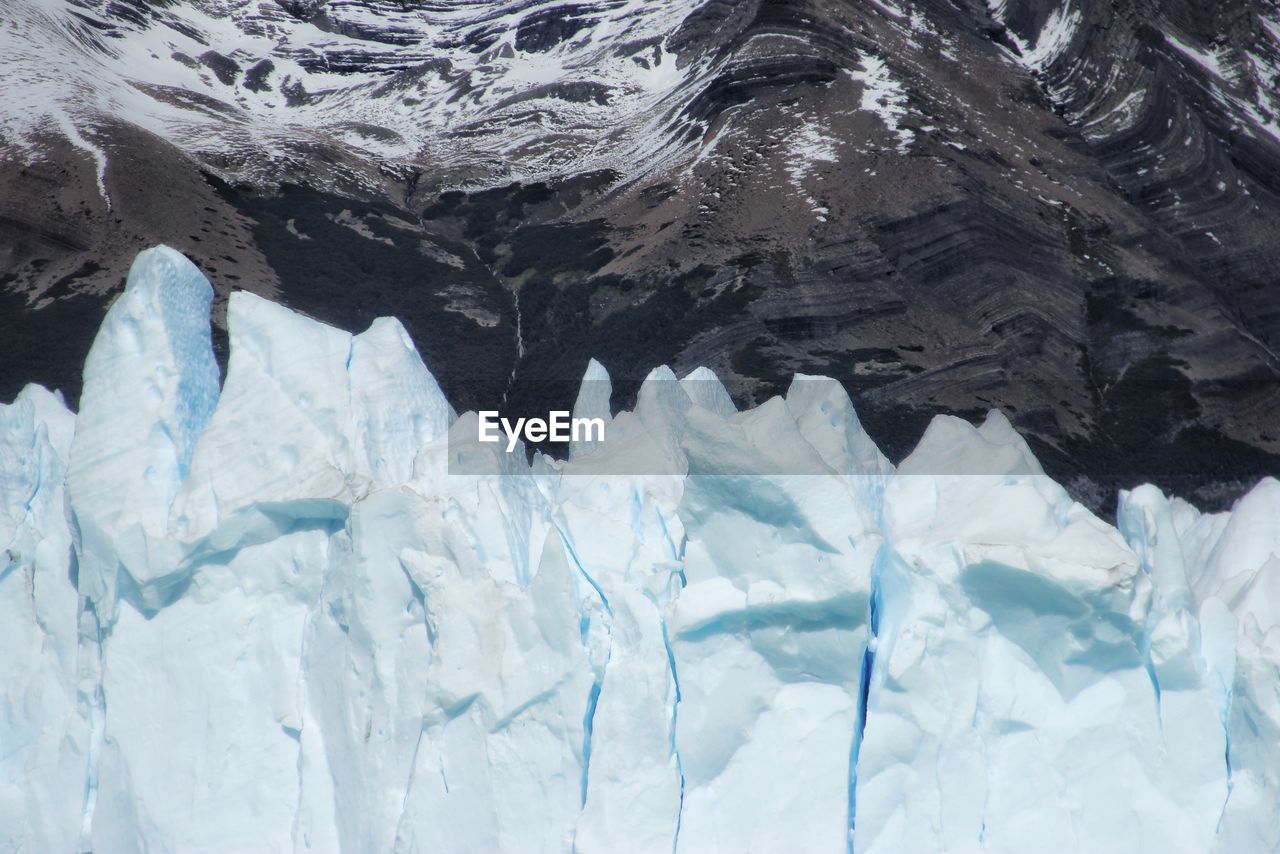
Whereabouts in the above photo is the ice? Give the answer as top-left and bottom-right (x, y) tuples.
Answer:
(6, 246), (1280, 851)
(856, 412), (1226, 853)
(785, 374), (891, 479)
(0, 385), (83, 854)
(172, 290), (361, 545)
(571, 358), (614, 460)
(671, 460), (877, 847)
(68, 245), (220, 613)
(1119, 479), (1280, 851)
(557, 363), (685, 852)
(349, 317), (455, 488)
(394, 533), (597, 852)
(785, 374), (893, 510)
(1203, 480), (1280, 850)
(680, 366), (737, 418)
(89, 528), (330, 852)
(573, 358), (614, 424)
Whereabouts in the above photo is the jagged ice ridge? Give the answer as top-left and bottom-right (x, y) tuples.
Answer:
(3, 246), (1280, 852)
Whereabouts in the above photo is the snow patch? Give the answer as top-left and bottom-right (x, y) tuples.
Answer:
(786, 119), (841, 219)
(847, 55), (914, 154)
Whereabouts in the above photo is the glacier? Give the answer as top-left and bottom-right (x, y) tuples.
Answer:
(2, 245), (1279, 853)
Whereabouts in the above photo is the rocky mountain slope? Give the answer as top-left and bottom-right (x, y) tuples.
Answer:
(3, 0), (1280, 509)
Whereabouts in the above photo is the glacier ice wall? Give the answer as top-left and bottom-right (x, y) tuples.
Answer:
(3, 246), (1279, 852)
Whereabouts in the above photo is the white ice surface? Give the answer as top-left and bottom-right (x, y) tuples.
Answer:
(6, 246), (1280, 852)
(0, 385), (83, 854)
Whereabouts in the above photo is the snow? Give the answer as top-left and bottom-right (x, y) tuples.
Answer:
(1022, 3), (1083, 70)
(5, 246), (1280, 851)
(0, 0), (716, 190)
(1165, 33), (1230, 81)
(1084, 88), (1149, 140)
(786, 119), (841, 217)
(987, 0), (1081, 73)
(847, 55), (914, 154)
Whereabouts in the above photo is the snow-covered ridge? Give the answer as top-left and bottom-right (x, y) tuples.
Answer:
(4, 246), (1280, 851)
(0, 0), (711, 189)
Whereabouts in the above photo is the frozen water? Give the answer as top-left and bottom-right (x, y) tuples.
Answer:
(0, 385), (83, 854)
(4, 247), (1280, 852)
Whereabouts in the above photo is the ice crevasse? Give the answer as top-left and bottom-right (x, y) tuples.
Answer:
(2, 245), (1279, 853)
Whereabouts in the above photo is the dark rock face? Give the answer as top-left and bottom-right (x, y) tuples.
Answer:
(2, 0), (1279, 513)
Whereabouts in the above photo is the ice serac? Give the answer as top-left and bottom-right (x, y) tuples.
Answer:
(571, 357), (613, 461)
(1117, 485), (1231, 841)
(785, 374), (894, 511)
(395, 531), (597, 852)
(67, 245), (219, 611)
(1203, 480), (1280, 851)
(90, 523), (333, 852)
(671, 395), (880, 851)
(784, 374), (892, 481)
(1117, 478), (1280, 851)
(349, 316), (454, 487)
(559, 361), (685, 853)
(856, 411), (1225, 853)
(679, 366), (737, 419)
(6, 247), (1280, 852)
(0, 385), (82, 854)
(172, 290), (359, 545)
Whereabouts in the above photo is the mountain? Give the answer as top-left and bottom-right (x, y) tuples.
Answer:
(5, 245), (1280, 852)
(3, 0), (1280, 511)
